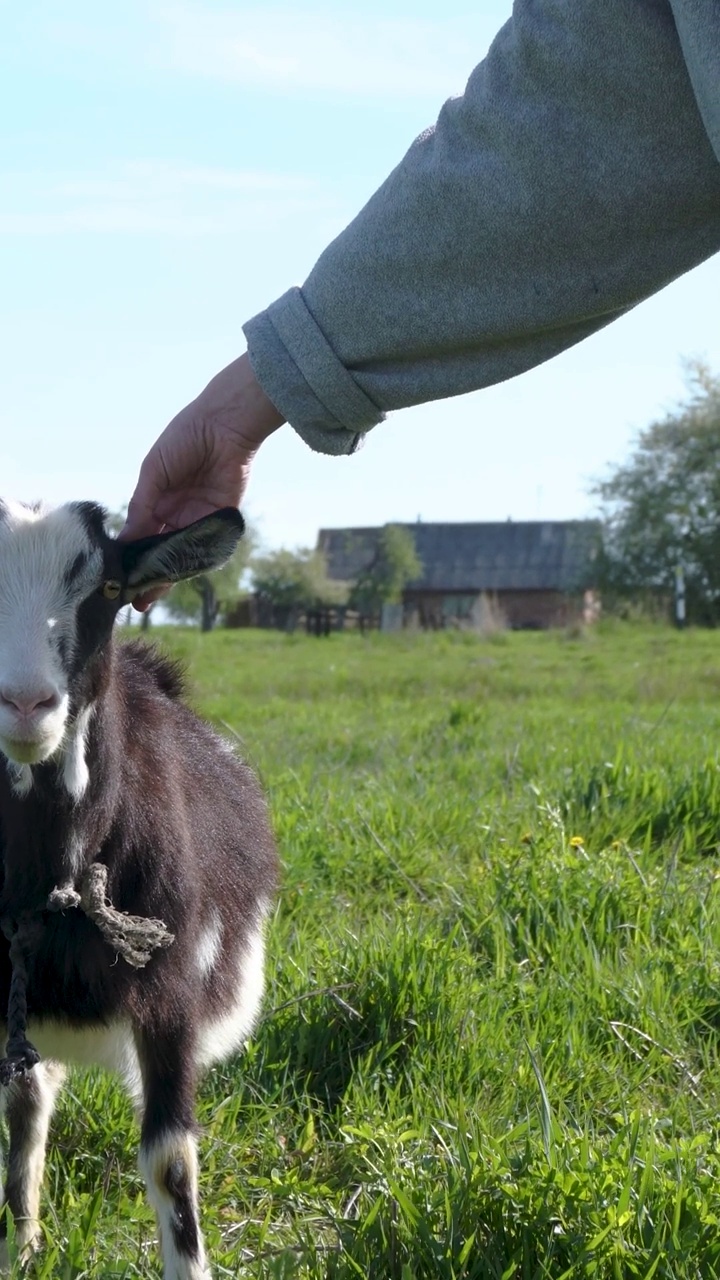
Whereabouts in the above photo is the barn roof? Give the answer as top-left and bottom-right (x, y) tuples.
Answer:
(317, 521), (600, 592)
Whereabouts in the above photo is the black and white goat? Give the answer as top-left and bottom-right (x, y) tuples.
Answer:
(0, 498), (277, 1279)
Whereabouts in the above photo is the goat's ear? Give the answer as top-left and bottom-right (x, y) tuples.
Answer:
(120, 509), (245, 599)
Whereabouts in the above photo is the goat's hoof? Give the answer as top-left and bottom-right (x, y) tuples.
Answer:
(0, 1225), (41, 1273)
(0, 1233), (38, 1274)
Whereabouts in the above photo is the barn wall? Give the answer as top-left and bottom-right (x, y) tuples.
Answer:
(404, 589), (584, 630)
(496, 590), (580, 629)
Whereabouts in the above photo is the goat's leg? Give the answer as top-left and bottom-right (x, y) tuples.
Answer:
(135, 1027), (211, 1280)
(0, 1060), (66, 1268)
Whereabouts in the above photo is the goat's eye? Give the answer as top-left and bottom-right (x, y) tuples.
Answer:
(102, 580), (122, 600)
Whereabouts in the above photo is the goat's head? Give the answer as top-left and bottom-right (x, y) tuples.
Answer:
(0, 500), (245, 767)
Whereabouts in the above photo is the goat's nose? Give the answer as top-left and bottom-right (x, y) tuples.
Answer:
(0, 686), (61, 716)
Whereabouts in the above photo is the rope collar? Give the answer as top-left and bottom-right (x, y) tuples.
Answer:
(0, 863), (174, 1084)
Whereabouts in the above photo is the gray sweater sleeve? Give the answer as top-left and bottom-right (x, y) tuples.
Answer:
(243, 0), (720, 457)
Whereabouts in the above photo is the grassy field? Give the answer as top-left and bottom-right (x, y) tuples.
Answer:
(10, 622), (720, 1278)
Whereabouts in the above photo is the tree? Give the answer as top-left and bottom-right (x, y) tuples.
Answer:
(349, 523), (423, 618)
(594, 362), (720, 623)
(251, 547), (347, 628)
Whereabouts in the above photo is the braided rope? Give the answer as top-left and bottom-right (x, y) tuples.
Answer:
(76, 864), (175, 969)
(0, 865), (175, 1082)
(0, 918), (43, 1085)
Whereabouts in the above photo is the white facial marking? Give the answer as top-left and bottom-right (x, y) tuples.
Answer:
(0, 500), (103, 768)
(62, 704), (94, 802)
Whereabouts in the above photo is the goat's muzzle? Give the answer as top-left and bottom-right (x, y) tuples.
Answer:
(0, 685), (67, 764)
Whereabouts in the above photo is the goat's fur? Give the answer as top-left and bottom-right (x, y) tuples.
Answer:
(0, 499), (278, 1278)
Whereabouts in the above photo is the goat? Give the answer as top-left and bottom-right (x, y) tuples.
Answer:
(0, 498), (278, 1279)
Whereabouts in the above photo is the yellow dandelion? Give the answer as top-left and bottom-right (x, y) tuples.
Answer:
(569, 835), (585, 848)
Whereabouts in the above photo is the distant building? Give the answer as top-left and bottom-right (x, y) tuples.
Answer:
(317, 520), (600, 630)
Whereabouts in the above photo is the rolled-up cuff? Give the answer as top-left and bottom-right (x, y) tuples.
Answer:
(243, 287), (385, 456)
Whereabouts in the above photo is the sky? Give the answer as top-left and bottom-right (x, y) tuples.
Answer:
(2, 0), (719, 552)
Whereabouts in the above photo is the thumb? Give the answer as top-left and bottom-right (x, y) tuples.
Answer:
(120, 452), (167, 540)
(119, 495), (162, 541)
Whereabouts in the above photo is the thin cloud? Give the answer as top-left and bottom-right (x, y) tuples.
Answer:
(156, 4), (498, 100)
(58, 162), (314, 198)
(0, 161), (340, 235)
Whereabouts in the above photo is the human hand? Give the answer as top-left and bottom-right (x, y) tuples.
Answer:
(122, 353), (284, 608)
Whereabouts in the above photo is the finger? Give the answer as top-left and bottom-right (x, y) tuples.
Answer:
(120, 495), (164, 541)
(121, 451), (165, 534)
(122, 499), (209, 540)
(121, 443), (171, 539)
(132, 584), (171, 613)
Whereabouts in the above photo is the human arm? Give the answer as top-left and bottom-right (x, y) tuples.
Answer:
(125, 0), (720, 554)
(122, 353), (284, 541)
(243, 0), (720, 455)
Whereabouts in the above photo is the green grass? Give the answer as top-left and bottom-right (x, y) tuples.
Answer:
(12, 622), (720, 1278)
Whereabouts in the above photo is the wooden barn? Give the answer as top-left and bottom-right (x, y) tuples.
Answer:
(317, 520), (601, 630)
